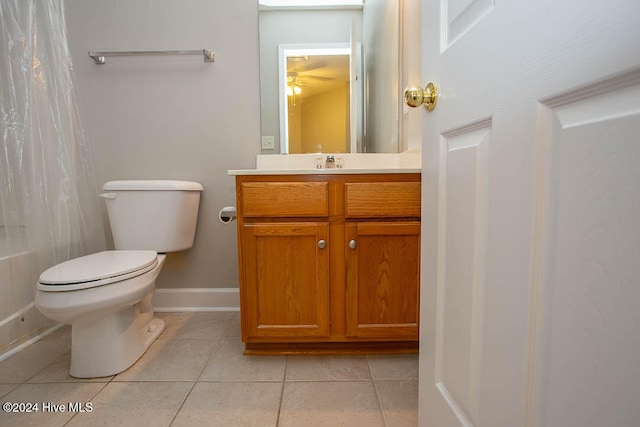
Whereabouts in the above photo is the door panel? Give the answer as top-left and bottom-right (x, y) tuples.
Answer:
(346, 222), (420, 339)
(529, 72), (640, 427)
(241, 223), (330, 339)
(435, 119), (491, 426)
(444, 0), (494, 49)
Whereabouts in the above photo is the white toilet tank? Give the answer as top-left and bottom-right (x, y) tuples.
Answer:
(101, 180), (203, 252)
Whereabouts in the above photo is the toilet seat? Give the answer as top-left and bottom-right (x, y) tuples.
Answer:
(38, 250), (158, 292)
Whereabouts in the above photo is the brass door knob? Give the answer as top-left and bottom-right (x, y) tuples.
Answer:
(404, 82), (438, 112)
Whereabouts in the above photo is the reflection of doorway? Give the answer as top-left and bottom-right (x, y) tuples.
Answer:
(279, 44), (360, 154)
(287, 55), (350, 153)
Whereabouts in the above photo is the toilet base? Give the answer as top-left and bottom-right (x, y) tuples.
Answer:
(69, 307), (165, 378)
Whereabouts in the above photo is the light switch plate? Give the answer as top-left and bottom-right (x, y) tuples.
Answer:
(261, 136), (275, 150)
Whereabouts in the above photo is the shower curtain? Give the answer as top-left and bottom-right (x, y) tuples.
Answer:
(0, 0), (106, 355)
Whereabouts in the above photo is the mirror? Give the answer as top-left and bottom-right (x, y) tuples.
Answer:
(258, 0), (400, 154)
(280, 45), (359, 154)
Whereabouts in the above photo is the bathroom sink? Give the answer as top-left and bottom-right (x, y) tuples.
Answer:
(259, 152), (419, 170)
(228, 152), (421, 175)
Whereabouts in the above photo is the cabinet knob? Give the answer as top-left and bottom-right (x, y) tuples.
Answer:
(318, 240), (327, 249)
(348, 240), (357, 249)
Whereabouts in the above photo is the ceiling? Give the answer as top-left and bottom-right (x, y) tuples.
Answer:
(287, 54), (350, 99)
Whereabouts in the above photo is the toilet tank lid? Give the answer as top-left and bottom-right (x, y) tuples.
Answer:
(103, 180), (203, 191)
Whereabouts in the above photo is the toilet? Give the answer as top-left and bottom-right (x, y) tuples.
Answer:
(35, 180), (203, 378)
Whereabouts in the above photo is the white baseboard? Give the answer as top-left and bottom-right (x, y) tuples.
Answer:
(152, 287), (240, 312)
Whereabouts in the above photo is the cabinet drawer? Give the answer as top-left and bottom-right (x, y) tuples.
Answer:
(241, 182), (329, 217)
(345, 182), (421, 218)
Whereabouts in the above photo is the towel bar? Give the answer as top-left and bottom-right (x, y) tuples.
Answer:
(88, 49), (215, 64)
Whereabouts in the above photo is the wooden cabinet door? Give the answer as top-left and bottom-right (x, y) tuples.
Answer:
(345, 222), (420, 339)
(241, 222), (330, 340)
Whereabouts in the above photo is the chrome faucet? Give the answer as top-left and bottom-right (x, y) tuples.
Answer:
(325, 155), (335, 168)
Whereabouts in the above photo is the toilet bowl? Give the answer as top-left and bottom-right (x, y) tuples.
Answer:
(35, 180), (203, 378)
(36, 251), (166, 377)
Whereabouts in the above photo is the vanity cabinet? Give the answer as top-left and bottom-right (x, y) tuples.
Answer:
(235, 173), (421, 354)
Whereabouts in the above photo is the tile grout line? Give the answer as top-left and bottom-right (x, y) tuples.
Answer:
(19, 345), (70, 384)
(193, 336), (225, 383)
(167, 381), (198, 427)
(62, 379), (110, 427)
(366, 355), (390, 427)
(274, 355), (289, 427)
(167, 315), (231, 426)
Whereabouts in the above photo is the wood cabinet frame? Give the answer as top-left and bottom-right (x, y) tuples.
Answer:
(235, 173), (421, 354)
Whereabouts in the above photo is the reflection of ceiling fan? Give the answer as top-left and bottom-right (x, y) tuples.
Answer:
(286, 71), (334, 98)
(287, 71), (333, 86)
(287, 72), (303, 97)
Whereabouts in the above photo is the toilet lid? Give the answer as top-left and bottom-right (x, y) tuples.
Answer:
(38, 250), (158, 291)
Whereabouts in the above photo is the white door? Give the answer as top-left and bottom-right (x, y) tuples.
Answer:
(418, 1), (640, 426)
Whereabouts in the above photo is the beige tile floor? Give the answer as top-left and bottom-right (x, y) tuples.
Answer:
(0, 312), (418, 426)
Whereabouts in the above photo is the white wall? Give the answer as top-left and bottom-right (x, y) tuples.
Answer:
(64, 0), (261, 293)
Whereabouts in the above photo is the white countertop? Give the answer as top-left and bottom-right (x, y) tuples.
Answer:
(227, 168), (421, 176)
(227, 152), (422, 176)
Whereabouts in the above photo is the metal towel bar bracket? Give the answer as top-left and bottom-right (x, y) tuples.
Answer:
(88, 49), (215, 64)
